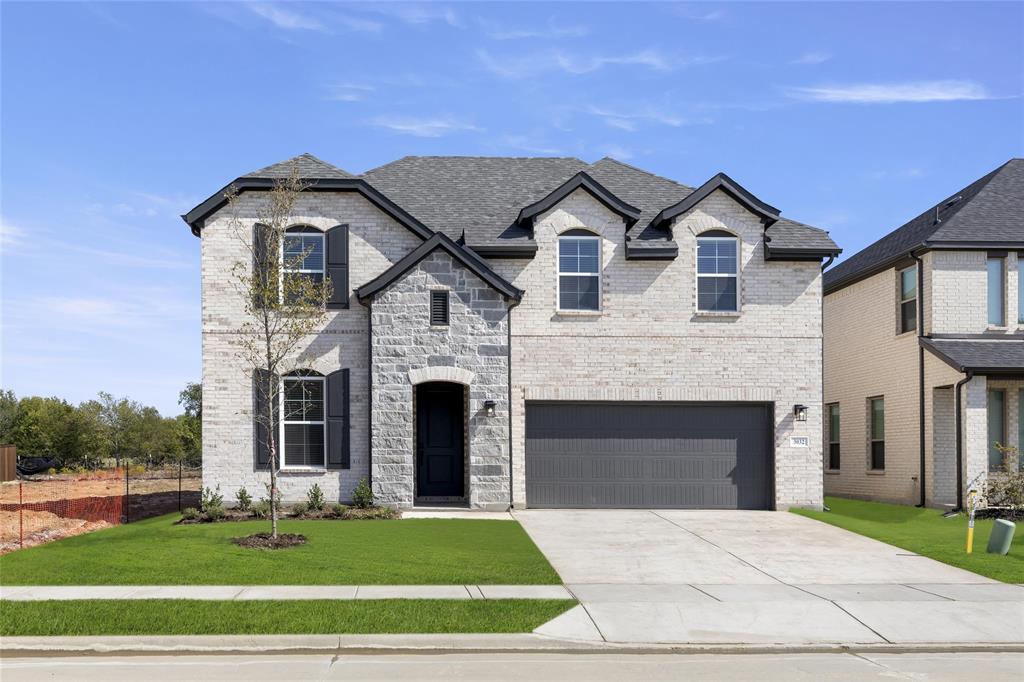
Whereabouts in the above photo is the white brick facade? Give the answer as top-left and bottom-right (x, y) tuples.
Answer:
(824, 250), (1023, 507)
(200, 185), (828, 510)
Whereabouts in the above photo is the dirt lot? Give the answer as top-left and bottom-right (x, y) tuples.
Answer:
(0, 470), (202, 554)
(0, 510), (112, 554)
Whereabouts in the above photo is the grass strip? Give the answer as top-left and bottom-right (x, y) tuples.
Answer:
(792, 496), (1023, 583)
(0, 599), (576, 636)
(0, 515), (561, 585)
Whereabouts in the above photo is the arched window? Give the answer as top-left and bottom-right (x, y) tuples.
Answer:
(558, 229), (601, 311)
(282, 226), (325, 303)
(696, 230), (739, 312)
(281, 369), (326, 469)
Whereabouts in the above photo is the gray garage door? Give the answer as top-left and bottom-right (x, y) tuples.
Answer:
(525, 402), (773, 509)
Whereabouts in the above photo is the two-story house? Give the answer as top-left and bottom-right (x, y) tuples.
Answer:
(184, 153), (839, 510)
(823, 159), (1023, 509)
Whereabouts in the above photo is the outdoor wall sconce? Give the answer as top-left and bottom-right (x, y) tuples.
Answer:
(793, 404), (809, 422)
(484, 400), (496, 417)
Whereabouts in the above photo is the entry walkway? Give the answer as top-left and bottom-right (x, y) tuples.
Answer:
(0, 585), (572, 600)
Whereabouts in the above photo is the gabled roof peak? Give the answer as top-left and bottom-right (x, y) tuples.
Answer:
(242, 153), (353, 179)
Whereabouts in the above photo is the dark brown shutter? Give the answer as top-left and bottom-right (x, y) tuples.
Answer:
(253, 368), (279, 470)
(326, 224), (349, 309)
(252, 223), (272, 309)
(326, 368), (350, 469)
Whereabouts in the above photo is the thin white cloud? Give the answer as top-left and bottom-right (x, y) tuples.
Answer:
(791, 52), (832, 65)
(369, 115), (482, 137)
(497, 134), (565, 155)
(587, 105), (705, 130)
(246, 3), (327, 32)
(324, 82), (376, 102)
(599, 144), (636, 161)
(482, 18), (588, 40)
(788, 80), (993, 104)
(358, 3), (461, 28)
(0, 219), (26, 247)
(672, 7), (727, 22)
(866, 168), (925, 180)
(477, 48), (721, 79)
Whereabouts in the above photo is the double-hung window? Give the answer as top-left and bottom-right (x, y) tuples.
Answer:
(282, 228), (325, 304)
(281, 373), (326, 468)
(987, 256), (1005, 326)
(1018, 258), (1023, 325)
(987, 389), (1006, 471)
(827, 404), (841, 470)
(869, 397), (885, 471)
(899, 266), (917, 333)
(558, 232), (600, 311)
(696, 233), (739, 312)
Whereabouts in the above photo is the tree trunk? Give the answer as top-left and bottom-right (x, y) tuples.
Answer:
(266, 371), (279, 540)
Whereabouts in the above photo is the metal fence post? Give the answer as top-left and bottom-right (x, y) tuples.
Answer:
(19, 480), (24, 549)
(178, 460), (183, 512)
(124, 464), (130, 524)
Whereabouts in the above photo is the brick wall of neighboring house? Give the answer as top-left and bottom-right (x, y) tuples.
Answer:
(200, 192), (421, 503)
(369, 250), (511, 510)
(825, 250), (1023, 507)
(490, 188), (826, 510)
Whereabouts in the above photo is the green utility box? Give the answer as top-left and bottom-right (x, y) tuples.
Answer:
(986, 518), (1016, 555)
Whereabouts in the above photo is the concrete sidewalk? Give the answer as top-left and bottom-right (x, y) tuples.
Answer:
(0, 585), (572, 601)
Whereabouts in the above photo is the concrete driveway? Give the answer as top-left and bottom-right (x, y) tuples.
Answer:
(514, 510), (1024, 646)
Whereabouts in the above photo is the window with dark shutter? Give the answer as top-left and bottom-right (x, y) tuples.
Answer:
(326, 224), (350, 309)
(326, 369), (350, 469)
(869, 397), (885, 470)
(280, 373), (326, 468)
(430, 290), (449, 326)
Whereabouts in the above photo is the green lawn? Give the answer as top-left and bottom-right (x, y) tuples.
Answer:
(0, 599), (575, 636)
(792, 496), (1023, 583)
(0, 515), (561, 585)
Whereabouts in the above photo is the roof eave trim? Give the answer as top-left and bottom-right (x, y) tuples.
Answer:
(920, 338), (1024, 375)
(515, 171), (641, 230)
(650, 172), (781, 232)
(356, 233), (523, 303)
(925, 240), (1024, 250)
(182, 177), (434, 240)
(467, 243), (539, 259)
(765, 245), (842, 262)
(824, 247), (929, 295)
(624, 241), (679, 260)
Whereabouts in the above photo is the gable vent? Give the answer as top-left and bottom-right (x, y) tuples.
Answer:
(430, 290), (450, 326)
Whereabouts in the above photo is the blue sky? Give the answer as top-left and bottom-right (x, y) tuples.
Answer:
(2, 1), (1022, 415)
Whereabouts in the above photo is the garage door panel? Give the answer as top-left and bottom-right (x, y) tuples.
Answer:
(525, 402), (772, 509)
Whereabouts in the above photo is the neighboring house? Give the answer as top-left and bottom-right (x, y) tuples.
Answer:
(823, 159), (1024, 509)
(183, 153), (839, 510)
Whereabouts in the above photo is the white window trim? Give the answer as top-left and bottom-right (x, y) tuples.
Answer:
(898, 265), (917, 334)
(556, 233), (602, 313)
(695, 236), (740, 313)
(279, 374), (327, 470)
(280, 230), (325, 304)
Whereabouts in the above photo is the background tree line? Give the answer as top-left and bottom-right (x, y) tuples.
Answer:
(0, 383), (201, 469)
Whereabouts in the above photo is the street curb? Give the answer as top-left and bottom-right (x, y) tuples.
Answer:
(3, 635), (1023, 657)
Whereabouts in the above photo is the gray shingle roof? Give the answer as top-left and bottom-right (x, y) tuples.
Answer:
(921, 337), (1024, 374)
(241, 153), (354, 180)
(360, 156), (837, 253)
(824, 159), (1024, 293)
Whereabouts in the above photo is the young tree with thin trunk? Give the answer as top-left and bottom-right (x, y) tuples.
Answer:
(226, 164), (330, 538)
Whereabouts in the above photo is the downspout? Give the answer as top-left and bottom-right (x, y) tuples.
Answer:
(912, 252), (926, 507)
(366, 299), (373, 491)
(506, 298), (520, 510)
(953, 370), (974, 511)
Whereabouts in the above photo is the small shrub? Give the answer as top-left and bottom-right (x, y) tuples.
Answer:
(235, 487), (252, 512)
(291, 501), (310, 517)
(181, 507), (199, 521)
(306, 483), (326, 511)
(47, 468), (57, 475)
(201, 485), (224, 512)
(331, 503), (348, 517)
(352, 478), (374, 509)
(128, 464), (146, 476)
(205, 505), (226, 521)
(251, 499), (272, 519)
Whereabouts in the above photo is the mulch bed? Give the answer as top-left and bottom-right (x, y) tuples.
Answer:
(231, 533), (307, 550)
(976, 508), (1024, 522)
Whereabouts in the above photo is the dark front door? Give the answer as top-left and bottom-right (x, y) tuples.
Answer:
(525, 402), (773, 509)
(416, 382), (465, 498)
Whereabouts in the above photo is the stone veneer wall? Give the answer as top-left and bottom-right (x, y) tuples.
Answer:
(369, 250), (511, 510)
(490, 188), (826, 510)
